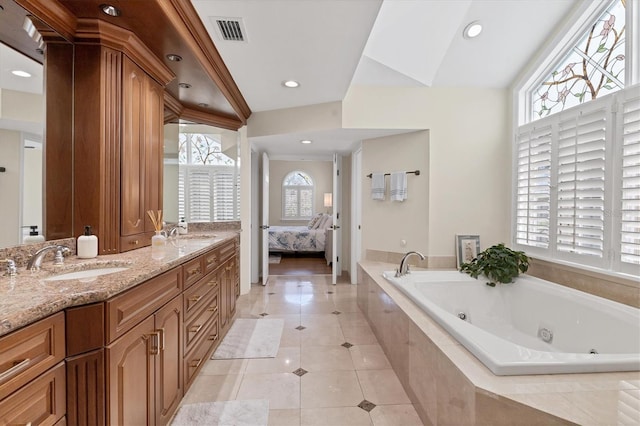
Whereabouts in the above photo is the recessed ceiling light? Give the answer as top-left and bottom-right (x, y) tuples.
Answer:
(283, 80), (300, 88)
(166, 54), (182, 62)
(300, 140), (312, 144)
(100, 4), (121, 17)
(12, 70), (31, 78)
(178, 82), (192, 89)
(463, 21), (482, 39)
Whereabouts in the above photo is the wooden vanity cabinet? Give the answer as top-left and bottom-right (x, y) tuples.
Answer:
(0, 312), (66, 425)
(120, 56), (164, 252)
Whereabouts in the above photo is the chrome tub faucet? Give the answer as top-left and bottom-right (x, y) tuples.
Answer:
(396, 251), (425, 277)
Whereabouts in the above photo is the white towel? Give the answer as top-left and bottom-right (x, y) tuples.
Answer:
(371, 173), (385, 200)
(390, 171), (407, 201)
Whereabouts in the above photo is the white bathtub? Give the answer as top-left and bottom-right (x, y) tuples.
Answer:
(383, 270), (640, 375)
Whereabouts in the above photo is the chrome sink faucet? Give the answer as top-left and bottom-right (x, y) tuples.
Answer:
(27, 245), (71, 271)
(1, 259), (17, 277)
(396, 251), (425, 277)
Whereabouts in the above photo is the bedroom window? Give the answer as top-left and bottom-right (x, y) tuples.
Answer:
(178, 133), (239, 222)
(513, 0), (639, 275)
(282, 171), (314, 220)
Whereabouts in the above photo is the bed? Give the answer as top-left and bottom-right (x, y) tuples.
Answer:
(268, 213), (333, 263)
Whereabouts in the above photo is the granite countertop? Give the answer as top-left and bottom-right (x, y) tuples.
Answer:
(0, 232), (238, 338)
(359, 260), (640, 425)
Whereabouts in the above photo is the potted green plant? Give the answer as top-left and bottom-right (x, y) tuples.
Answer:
(459, 243), (529, 287)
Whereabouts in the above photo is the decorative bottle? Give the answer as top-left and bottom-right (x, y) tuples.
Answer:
(151, 230), (167, 259)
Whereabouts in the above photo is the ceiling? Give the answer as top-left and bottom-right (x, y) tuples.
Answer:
(192, 0), (580, 157)
(1, 0), (581, 156)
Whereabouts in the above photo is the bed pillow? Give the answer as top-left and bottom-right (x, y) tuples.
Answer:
(314, 214), (330, 230)
(307, 213), (323, 229)
(323, 215), (333, 229)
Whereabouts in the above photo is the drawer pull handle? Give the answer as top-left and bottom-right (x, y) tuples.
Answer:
(130, 240), (139, 245)
(208, 306), (219, 313)
(148, 331), (161, 356)
(225, 266), (232, 271)
(207, 257), (217, 265)
(190, 358), (202, 369)
(187, 268), (201, 278)
(208, 280), (218, 287)
(189, 295), (202, 303)
(208, 333), (219, 342)
(190, 324), (203, 334)
(0, 358), (30, 381)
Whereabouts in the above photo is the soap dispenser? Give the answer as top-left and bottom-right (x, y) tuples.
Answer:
(178, 217), (188, 235)
(77, 226), (98, 258)
(24, 226), (45, 244)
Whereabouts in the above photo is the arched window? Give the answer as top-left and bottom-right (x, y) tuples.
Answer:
(529, 0), (626, 121)
(282, 171), (314, 220)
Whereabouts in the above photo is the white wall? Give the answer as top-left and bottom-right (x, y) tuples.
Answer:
(239, 126), (252, 294)
(341, 154), (351, 276)
(163, 123), (179, 223)
(344, 86), (510, 257)
(268, 160), (333, 226)
(248, 102), (342, 138)
(361, 131), (430, 256)
(22, 144), (42, 233)
(0, 129), (22, 247)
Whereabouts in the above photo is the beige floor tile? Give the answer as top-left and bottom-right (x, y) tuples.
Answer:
(280, 328), (303, 346)
(338, 312), (370, 328)
(357, 370), (411, 405)
(268, 409), (301, 426)
(301, 407), (372, 426)
(300, 326), (345, 346)
(301, 345), (355, 372)
(301, 301), (339, 314)
(245, 346), (301, 374)
(300, 313), (340, 328)
(349, 345), (391, 371)
(181, 373), (243, 404)
(236, 373), (301, 410)
(369, 404), (423, 426)
(200, 358), (248, 375)
(264, 301), (303, 315)
(342, 325), (378, 345)
(301, 371), (364, 408)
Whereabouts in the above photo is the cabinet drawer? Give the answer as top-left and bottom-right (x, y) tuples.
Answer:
(184, 292), (219, 353)
(184, 271), (219, 319)
(120, 233), (152, 252)
(184, 318), (219, 390)
(106, 266), (182, 342)
(0, 312), (65, 401)
(0, 361), (66, 426)
(203, 249), (220, 275)
(218, 240), (235, 264)
(182, 256), (204, 289)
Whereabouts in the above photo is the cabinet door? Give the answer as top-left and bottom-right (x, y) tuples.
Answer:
(154, 296), (183, 426)
(121, 57), (146, 238)
(106, 316), (155, 426)
(144, 76), (164, 234)
(219, 265), (228, 330)
(226, 259), (237, 319)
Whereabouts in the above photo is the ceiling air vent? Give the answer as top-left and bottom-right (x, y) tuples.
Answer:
(212, 17), (247, 42)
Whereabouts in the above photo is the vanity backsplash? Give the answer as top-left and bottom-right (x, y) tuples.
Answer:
(0, 238), (76, 268)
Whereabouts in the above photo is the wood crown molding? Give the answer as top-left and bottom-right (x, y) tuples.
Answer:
(74, 18), (176, 86)
(15, 0), (77, 42)
(157, 0), (252, 123)
(180, 107), (244, 131)
(164, 92), (184, 118)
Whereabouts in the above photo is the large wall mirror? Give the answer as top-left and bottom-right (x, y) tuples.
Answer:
(163, 121), (240, 225)
(0, 1), (72, 249)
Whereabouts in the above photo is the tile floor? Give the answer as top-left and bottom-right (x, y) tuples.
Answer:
(177, 274), (424, 425)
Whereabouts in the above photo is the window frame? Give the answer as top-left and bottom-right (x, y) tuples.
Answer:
(281, 171), (315, 221)
(511, 0), (639, 278)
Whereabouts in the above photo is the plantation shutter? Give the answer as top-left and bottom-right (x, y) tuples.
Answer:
(213, 170), (235, 221)
(178, 168), (186, 220)
(188, 169), (212, 222)
(284, 189), (298, 217)
(515, 125), (552, 248)
(300, 189), (313, 217)
(556, 107), (607, 258)
(620, 96), (640, 266)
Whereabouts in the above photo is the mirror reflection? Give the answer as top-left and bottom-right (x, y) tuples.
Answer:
(0, 41), (44, 248)
(163, 122), (240, 225)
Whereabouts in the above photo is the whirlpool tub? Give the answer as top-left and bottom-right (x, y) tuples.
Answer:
(383, 270), (640, 375)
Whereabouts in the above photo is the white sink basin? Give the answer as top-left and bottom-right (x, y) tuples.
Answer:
(44, 267), (129, 281)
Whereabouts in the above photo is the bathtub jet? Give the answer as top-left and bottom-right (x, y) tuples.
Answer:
(383, 270), (640, 375)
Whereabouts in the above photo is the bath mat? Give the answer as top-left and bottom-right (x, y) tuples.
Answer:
(171, 400), (269, 426)
(269, 253), (281, 264)
(212, 319), (284, 359)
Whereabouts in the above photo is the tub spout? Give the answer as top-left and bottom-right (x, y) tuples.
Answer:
(396, 251), (425, 277)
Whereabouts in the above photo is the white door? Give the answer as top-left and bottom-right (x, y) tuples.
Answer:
(261, 152), (270, 285)
(351, 148), (362, 284)
(332, 154), (342, 284)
